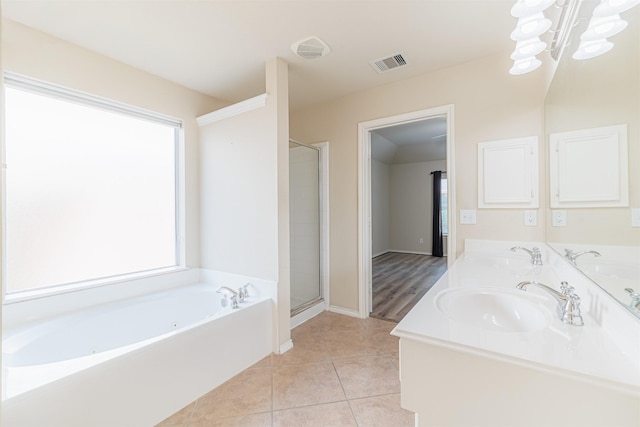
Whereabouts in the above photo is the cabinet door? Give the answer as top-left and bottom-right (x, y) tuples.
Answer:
(478, 136), (538, 208)
(550, 124), (628, 208)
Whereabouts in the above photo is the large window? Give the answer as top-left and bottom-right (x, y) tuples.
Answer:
(4, 75), (182, 297)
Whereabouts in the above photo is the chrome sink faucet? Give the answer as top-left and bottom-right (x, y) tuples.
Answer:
(516, 280), (584, 326)
(625, 288), (640, 313)
(510, 246), (543, 266)
(564, 249), (601, 265)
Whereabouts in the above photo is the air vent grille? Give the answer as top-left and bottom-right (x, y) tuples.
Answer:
(370, 53), (409, 73)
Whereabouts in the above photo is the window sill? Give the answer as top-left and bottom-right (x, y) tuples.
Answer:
(3, 266), (189, 305)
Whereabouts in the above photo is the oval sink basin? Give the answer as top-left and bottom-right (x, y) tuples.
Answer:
(435, 288), (550, 333)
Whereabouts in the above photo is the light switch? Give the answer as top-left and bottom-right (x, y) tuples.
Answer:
(632, 208), (640, 227)
(524, 210), (537, 226)
(552, 210), (567, 227)
(460, 209), (477, 225)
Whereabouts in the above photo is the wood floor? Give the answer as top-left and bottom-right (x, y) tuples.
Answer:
(371, 252), (447, 323)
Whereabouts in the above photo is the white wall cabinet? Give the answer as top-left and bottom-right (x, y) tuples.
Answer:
(550, 124), (628, 208)
(477, 136), (539, 209)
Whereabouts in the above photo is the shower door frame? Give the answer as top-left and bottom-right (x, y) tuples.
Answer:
(289, 140), (329, 321)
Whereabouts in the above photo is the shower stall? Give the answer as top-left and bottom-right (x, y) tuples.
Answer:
(289, 140), (324, 316)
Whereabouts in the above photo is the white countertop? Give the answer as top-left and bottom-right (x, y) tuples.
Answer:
(391, 240), (640, 397)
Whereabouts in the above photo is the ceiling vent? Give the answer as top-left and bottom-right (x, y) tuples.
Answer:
(291, 36), (331, 59)
(370, 53), (409, 73)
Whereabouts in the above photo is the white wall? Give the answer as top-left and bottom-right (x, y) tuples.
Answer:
(371, 159), (390, 256)
(199, 59), (291, 352)
(390, 160), (446, 254)
(291, 51), (546, 312)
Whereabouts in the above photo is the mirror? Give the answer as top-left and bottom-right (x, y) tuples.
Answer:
(545, 3), (640, 317)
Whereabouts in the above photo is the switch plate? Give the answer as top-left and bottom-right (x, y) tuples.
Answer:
(632, 208), (640, 227)
(524, 210), (537, 226)
(460, 209), (477, 225)
(552, 210), (567, 227)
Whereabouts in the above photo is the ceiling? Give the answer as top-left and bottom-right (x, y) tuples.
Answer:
(371, 117), (446, 164)
(1, 0), (517, 111)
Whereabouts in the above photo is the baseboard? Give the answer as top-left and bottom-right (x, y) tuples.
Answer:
(328, 305), (360, 318)
(372, 250), (391, 258)
(290, 301), (326, 329)
(389, 249), (432, 256)
(279, 339), (293, 354)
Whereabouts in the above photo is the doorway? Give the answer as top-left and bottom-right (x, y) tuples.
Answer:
(357, 105), (456, 319)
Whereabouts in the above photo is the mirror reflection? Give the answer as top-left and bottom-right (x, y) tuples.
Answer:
(545, 4), (640, 317)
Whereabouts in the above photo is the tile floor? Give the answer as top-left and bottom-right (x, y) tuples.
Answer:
(157, 311), (414, 427)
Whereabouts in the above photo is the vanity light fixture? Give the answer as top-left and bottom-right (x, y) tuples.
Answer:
(508, 0), (640, 73)
(508, 0), (555, 74)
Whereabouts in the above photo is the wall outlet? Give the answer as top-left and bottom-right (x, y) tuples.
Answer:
(419, 238), (424, 244)
(524, 210), (537, 226)
(460, 209), (477, 225)
(552, 210), (567, 227)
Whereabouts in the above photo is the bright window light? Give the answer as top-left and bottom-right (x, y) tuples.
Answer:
(4, 80), (181, 296)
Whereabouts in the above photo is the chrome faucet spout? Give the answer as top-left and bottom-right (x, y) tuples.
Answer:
(216, 286), (238, 296)
(516, 280), (584, 326)
(564, 249), (601, 265)
(510, 246), (543, 266)
(516, 281), (565, 304)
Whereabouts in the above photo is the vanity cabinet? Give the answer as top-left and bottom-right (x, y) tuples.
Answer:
(399, 339), (639, 427)
(392, 240), (640, 427)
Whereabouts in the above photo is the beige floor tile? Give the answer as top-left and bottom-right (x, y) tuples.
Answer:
(190, 367), (272, 421)
(273, 334), (331, 366)
(273, 401), (358, 427)
(333, 355), (400, 399)
(324, 330), (383, 359)
(154, 401), (195, 426)
(362, 327), (400, 354)
(349, 393), (415, 427)
(249, 355), (273, 369)
(308, 311), (367, 334)
(189, 412), (272, 427)
(272, 362), (346, 410)
(363, 317), (397, 332)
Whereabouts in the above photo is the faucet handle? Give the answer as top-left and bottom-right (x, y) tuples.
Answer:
(560, 281), (572, 295)
(562, 292), (584, 326)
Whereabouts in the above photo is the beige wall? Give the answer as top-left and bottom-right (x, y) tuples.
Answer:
(371, 159), (390, 256)
(291, 52), (546, 312)
(1, 19), (226, 268)
(545, 15), (640, 247)
(390, 160), (446, 254)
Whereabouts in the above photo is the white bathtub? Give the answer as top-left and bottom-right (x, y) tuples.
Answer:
(2, 281), (273, 427)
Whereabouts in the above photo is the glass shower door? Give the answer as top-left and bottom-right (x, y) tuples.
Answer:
(289, 142), (322, 315)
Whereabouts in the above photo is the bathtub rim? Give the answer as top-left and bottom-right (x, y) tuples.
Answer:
(2, 281), (270, 400)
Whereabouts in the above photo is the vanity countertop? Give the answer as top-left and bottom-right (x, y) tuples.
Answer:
(391, 239), (640, 397)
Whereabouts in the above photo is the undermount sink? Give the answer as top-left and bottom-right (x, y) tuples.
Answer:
(435, 288), (551, 333)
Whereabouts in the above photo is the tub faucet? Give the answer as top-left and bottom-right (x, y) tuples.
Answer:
(510, 246), (543, 266)
(237, 283), (250, 303)
(625, 288), (640, 313)
(217, 286), (240, 309)
(564, 249), (601, 265)
(516, 280), (584, 326)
